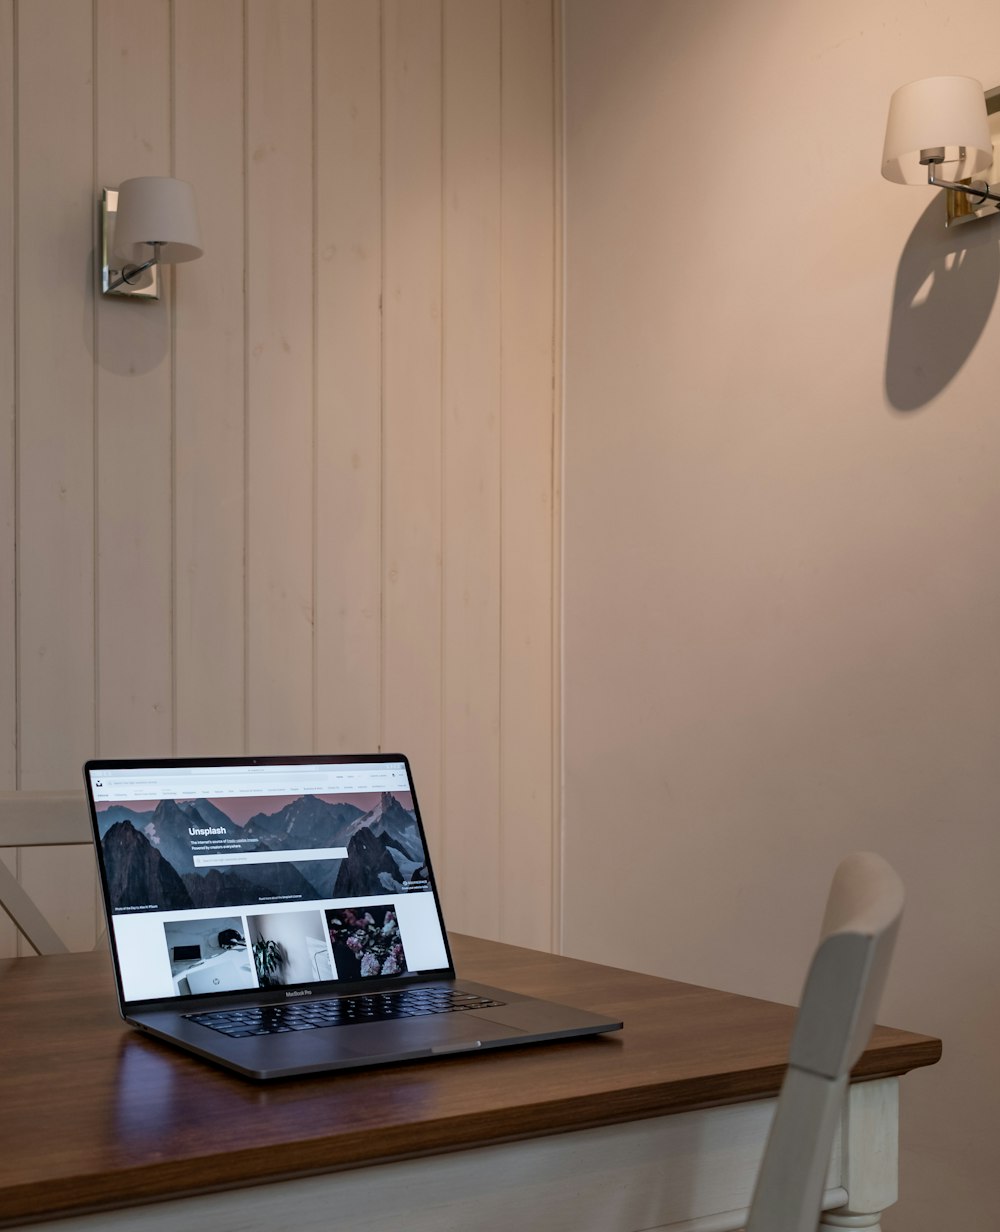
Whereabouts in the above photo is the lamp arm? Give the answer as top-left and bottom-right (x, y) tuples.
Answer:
(105, 241), (163, 293)
(926, 165), (1000, 206)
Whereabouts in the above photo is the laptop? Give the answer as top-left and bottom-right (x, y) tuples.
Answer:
(83, 752), (622, 1079)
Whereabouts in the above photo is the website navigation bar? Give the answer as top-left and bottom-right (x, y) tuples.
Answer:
(89, 761), (409, 803)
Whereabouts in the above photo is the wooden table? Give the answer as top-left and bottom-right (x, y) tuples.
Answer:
(0, 935), (940, 1232)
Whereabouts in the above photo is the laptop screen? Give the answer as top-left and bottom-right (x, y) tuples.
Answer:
(84, 754), (453, 1008)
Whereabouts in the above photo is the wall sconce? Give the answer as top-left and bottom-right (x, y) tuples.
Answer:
(100, 176), (203, 299)
(882, 75), (1000, 227)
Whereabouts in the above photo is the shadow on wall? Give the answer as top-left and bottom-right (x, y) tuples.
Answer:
(885, 195), (1000, 413)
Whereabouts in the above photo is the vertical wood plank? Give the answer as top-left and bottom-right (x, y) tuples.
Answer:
(16, 0), (96, 786)
(245, 0), (314, 754)
(441, 0), (502, 936)
(381, 1), (445, 848)
(499, 0), (559, 950)
(173, 0), (246, 756)
(0, 0), (16, 956)
(94, 0), (173, 757)
(0, 0), (13, 789)
(1, 0), (561, 955)
(16, 0), (97, 950)
(314, 0), (382, 754)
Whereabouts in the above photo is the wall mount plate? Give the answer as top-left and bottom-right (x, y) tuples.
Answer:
(100, 187), (159, 299)
(947, 85), (1000, 227)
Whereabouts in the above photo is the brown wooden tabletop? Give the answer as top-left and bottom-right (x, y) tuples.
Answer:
(0, 934), (940, 1228)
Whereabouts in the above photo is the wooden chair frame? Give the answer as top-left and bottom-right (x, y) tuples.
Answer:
(745, 851), (904, 1232)
(0, 790), (96, 954)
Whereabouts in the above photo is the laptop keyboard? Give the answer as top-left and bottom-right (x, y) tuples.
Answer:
(187, 986), (505, 1038)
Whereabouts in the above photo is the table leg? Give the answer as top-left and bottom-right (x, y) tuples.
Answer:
(819, 1077), (899, 1232)
(820, 1215), (883, 1230)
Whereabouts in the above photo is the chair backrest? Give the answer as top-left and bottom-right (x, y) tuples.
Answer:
(744, 852), (904, 1232)
(0, 791), (94, 954)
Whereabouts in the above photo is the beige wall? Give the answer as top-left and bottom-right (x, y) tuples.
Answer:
(0, 0), (560, 955)
(563, 3), (1000, 1229)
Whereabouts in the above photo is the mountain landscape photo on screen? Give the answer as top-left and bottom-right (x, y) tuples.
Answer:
(96, 792), (429, 913)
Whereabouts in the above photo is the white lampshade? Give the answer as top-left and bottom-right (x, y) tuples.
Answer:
(113, 176), (203, 264)
(881, 75), (993, 184)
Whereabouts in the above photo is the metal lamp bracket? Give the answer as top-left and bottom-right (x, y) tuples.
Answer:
(100, 188), (160, 299)
(946, 84), (1000, 226)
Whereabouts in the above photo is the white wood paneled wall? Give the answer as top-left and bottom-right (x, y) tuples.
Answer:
(0, 0), (561, 957)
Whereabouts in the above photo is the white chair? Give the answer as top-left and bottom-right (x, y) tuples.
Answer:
(744, 852), (904, 1232)
(0, 790), (95, 954)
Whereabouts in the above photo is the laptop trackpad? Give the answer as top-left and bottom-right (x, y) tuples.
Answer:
(418, 1013), (521, 1045)
(470, 1002), (566, 1032)
(344, 1013), (521, 1054)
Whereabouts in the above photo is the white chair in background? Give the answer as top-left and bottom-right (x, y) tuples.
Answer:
(0, 790), (95, 954)
(744, 851), (904, 1232)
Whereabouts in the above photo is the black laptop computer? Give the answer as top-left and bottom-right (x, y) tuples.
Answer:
(83, 752), (622, 1079)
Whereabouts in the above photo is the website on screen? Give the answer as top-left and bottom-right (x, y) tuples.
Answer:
(88, 761), (449, 1004)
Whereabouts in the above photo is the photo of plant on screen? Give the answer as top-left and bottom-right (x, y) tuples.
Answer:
(325, 905), (407, 980)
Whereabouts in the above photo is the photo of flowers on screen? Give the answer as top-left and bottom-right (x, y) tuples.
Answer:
(325, 904), (407, 980)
